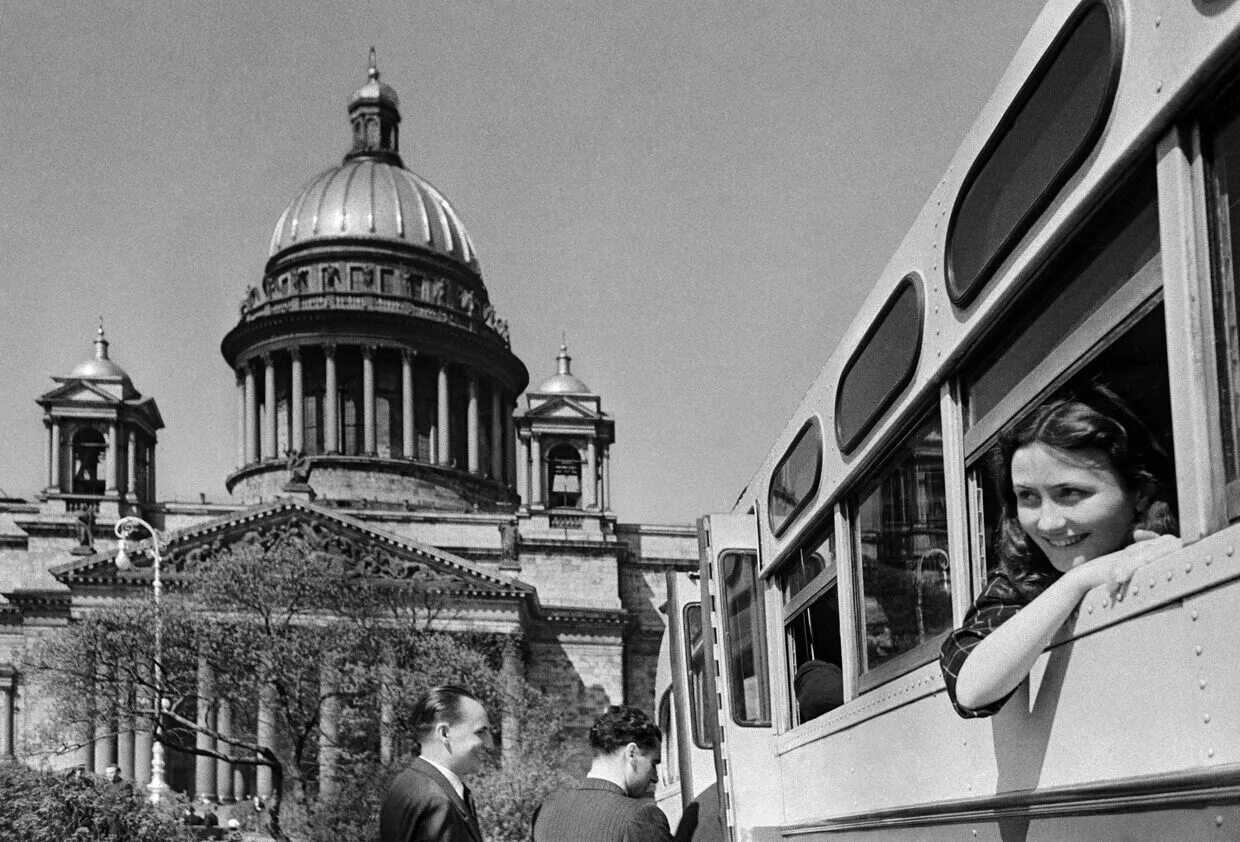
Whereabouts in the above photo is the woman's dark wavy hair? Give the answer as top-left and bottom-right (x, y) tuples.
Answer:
(988, 384), (1177, 597)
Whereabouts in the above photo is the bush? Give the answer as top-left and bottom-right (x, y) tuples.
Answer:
(0, 761), (195, 842)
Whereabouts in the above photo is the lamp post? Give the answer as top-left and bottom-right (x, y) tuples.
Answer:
(114, 516), (170, 803)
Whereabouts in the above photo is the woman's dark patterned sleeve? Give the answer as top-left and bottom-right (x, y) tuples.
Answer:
(939, 573), (1030, 719)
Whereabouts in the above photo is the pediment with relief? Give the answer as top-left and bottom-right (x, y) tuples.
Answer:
(523, 395), (605, 420)
(38, 381), (121, 405)
(50, 499), (535, 603)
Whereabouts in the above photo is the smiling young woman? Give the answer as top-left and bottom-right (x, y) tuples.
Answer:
(939, 385), (1180, 717)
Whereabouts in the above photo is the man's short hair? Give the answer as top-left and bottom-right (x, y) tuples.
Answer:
(589, 705), (661, 755)
(408, 685), (480, 749)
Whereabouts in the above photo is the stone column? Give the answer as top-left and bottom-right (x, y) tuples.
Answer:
(401, 351), (415, 459)
(490, 388), (503, 480)
(195, 655), (217, 802)
(291, 348), (304, 454)
(324, 344), (339, 454)
(379, 644), (395, 765)
(516, 434), (529, 508)
(116, 678), (134, 782)
(263, 354), (277, 461)
(500, 642), (522, 762)
(362, 346), (377, 454)
(256, 683), (276, 798)
(126, 430), (137, 498)
(105, 422), (118, 494)
(318, 659), (340, 800)
(437, 363), (450, 466)
(46, 421), (56, 489)
(467, 373), (480, 473)
(94, 661), (117, 775)
(585, 439), (598, 510)
(245, 364), (258, 465)
(530, 434), (543, 507)
(602, 448), (611, 511)
(505, 401), (516, 488)
(236, 371), (246, 468)
(216, 699), (234, 803)
(133, 662), (152, 789)
(0, 677), (13, 758)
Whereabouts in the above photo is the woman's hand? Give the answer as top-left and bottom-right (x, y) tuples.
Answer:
(1064, 531), (1181, 596)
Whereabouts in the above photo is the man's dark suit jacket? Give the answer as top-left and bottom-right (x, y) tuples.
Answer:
(379, 756), (483, 842)
(533, 777), (672, 842)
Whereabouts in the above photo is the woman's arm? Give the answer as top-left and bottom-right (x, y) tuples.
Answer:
(952, 533), (1178, 711)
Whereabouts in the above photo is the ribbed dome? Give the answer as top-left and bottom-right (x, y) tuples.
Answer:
(268, 159), (479, 268)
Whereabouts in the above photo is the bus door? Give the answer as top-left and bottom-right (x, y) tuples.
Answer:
(698, 512), (781, 841)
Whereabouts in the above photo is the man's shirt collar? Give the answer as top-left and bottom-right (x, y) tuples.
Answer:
(422, 755), (465, 799)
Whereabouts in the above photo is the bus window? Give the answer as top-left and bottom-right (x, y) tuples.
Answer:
(683, 603), (713, 748)
(658, 689), (679, 786)
(769, 419), (823, 536)
(720, 551), (770, 726)
(962, 168), (1169, 579)
(778, 529), (843, 725)
(853, 414), (952, 685)
(1205, 89), (1240, 519)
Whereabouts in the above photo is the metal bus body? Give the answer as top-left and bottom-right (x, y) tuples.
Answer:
(667, 0), (1240, 838)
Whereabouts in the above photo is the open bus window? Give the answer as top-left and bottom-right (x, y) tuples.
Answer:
(854, 414), (952, 685)
(976, 308), (1172, 576)
(778, 529), (843, 725)
(682, 603), (713, 749)
(720, 551), (771, 726)
(960, 167), (1167, 581)
(1205, 89), (1240, 519)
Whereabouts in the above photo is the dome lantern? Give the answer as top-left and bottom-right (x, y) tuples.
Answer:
(346, 48), (402, 166)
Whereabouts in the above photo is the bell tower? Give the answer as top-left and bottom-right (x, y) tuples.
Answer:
(36, 323), (164, 519)
(514, 344), (615, 529)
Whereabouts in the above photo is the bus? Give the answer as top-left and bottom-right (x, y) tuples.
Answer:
(659, 0), (1240, 837)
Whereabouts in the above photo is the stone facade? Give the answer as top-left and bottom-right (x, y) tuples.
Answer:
(0, 56), (698, 800)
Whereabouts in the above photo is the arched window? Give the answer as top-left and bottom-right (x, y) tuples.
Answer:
(71, 428), (106, 495)
(546, 443), (582, 509)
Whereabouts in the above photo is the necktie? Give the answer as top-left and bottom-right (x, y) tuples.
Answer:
(463, 785), (478, 826)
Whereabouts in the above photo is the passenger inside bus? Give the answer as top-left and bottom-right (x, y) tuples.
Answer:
(940, 384), (1180, 717)
(793, 659), (844, 721)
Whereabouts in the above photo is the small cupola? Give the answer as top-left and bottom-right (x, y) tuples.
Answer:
(345, 48), (402, 165)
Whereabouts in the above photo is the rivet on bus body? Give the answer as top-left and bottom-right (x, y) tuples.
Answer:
(1149, 578), (1156, 589)
(1154, 15), (1161, 27)
(1086, 603), (1093, 614)
(1206, 555), (1213, 566)
(1167, 570), (1173, 581)
(1204, 712), (1211, 723)
(1196, 645), (1204, 655)
(1217, 815), (1225, 827)
(1156, 81), (1163, 93)
(1191, 609), (1199, 621)
(1208, 747), (1215, 758)
(1200, 678), (1207, 689)
(1185, 562), (1193, 573)
(1226, 545), (1234, 557)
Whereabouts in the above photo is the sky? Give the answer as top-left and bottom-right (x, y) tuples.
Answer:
(0, 1), (1046, 525)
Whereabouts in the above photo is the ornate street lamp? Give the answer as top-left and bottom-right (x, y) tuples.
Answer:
(114, 516), (170, 803)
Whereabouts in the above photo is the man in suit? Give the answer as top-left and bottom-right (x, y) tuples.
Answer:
(379, 685), (492, 842)
(533, 705), (697, 842)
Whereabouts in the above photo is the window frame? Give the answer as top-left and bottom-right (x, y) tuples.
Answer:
(945, 0), (1125, 306)
(848, 407), (954, 694)
(777, 524), (841, 728)
(718, 549), (771, 728)
(681, 601), (713, 750)
(835, 274), (926, 454)
(768, 418), (824, 537)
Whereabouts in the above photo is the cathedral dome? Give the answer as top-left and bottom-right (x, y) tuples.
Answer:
(267, 160), (479, 269)
(267, 49), (479, 271)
